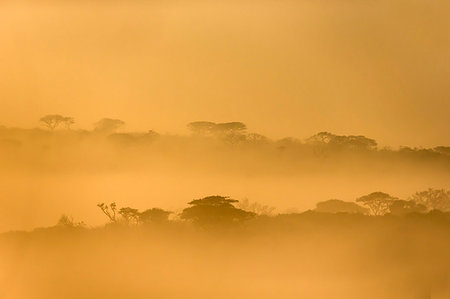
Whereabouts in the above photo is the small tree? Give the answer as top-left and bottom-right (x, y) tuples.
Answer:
(356, 192), (397, 216)
(118, 207), (140, 225)
(97, 202), (117, 222)
(56, 214), (86, 228)
(40, 114), (66, 130)
(62, 117), (75, 129)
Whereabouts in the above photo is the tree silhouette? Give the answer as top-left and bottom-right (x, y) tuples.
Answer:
(56, 214), (86, 228)
(40, 114), (66, 130)
(306, 132), (377, 151)
(213, 122), (247, 134)
(410, 189), (450, 212)
(97, 202), (117, 222)
(98, 203), (171, 226)
(187, 121), (247, 137)
(94, 118), (125, 134)
(62, 117), (75, 129)
(139, 208), (171, 224)
(118, 207), (140, 225)
(356, 192), (397, 216)
(181, 195), (255, 226)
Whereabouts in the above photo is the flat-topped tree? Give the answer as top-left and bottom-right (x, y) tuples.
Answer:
(40, 114), (65, 130)
(40, 114), (75, 130)
(212, 122), (247, 134)
(181, 195), (255, 226)
(306, 132), (377, 151)
(188, 195), (238, 207)
(356, 192), (397, 216)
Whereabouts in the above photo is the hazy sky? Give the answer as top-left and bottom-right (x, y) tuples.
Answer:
(0, 0), (449, 147)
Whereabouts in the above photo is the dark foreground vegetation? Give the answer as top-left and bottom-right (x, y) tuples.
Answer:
(1, 210), (450, 299)
(1, 190), (450, 299)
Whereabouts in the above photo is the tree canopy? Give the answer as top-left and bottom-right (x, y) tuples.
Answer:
(40, 114), (75, 130)
(181, 195), (255, 226)
(410, 189), (450, 212)
(306, 132), (377, 151)
(94, 118), (125, 133)
(356, 192), (397, 216)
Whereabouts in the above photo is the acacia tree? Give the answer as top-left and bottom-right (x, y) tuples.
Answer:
(306, 132), (377, 151)
(40, 114), (66, 130)
(356, 192), (397, 216)
(212, 122), (247, 134)
(40, 114), (75, 130)
(180, 195), (255, 226)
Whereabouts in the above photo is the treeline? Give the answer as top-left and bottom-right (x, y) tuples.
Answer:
(56, 188), (450, 230)
(1, 114), (449, 160)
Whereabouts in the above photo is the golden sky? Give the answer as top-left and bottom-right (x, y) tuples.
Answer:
(0, 0), (449, 147)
